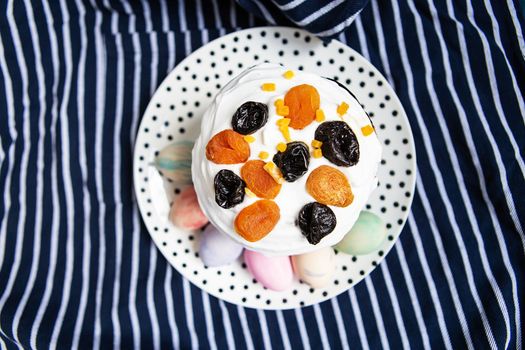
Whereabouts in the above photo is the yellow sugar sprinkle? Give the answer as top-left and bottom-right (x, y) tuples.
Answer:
(279, 126), (291, 142)
(244, 135), (256, 143)
(245, 187), (257, 198)
(259, 151), (269, 159)
(312, 149), (323, 159)
(274, 99), (284, 108)
(361, 125), (374, 136)
(276, 118), (291, 127)
(276, 142), (287, 152)
(311, 139), (323, 148)
(337, 102), (349, 116)
(262, 83), (276, 91)
(276, 105), (289, 116)
(315, 109), (325, 122)
(283, 70), (294, 79)
(263, 162), (285, 184)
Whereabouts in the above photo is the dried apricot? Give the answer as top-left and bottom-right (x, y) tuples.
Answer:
(306, 165), (353, 207)
(235, 200), (280, 242)
(241, 160), (282, 199)
(284, 84), (320, 129)
(206, 129), (250, 164)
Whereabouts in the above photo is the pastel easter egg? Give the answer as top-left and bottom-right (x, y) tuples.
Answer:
(334, 211), (387, 255)
(154, 141), (194, 184)
(169, 186), (208, 230)
(199, 225), (243, 267)
(244, 250), (293, 291)
(291, 247), (335, 288)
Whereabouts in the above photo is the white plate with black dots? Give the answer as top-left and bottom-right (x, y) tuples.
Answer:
(133, 27), (416, 310)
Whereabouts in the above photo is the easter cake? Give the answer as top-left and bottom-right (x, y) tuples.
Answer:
(191, 63), (382, 256)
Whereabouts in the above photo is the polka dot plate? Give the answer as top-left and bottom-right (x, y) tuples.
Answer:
(133, 27), (416, 310)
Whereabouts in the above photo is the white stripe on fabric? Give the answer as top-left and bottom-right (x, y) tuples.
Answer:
(70, 0), (92, 348)
(348, 289), (369, 350)
(218, 301), (236, 350)
(257, 310), (272, 350)
(178, 0), (188, 32)
(211, 0), (224, 29)
(421, 1), (523, 348)
(0, 1), (32, 348)
(201, 293), (218, 350)
(230, 0), (238, 28)
(0, 140), (4, 166)
(164, 268), (180, 350)
(275, 311), (292, 350)
(159, 0), (169, 32)
(237, 307), (255, 350)
(405, 1), (510, 347)
(391, 245), (433, 349)
(370, 0), (393, 82)
(313, 7), (363, 37)
(379, 263), (411, 350)
(250, 0), (277, 24)
(129, 209), (142, 349)
(391, 1), (489, 346)
(183, 279), (200, 349)
(330, 299), (349, 350)
(167, 31), (176, 73)
(0, 36), (17, 271)
(505, 0), (525, 57)
(272, 0), (307, 11)
(29, 0), (61, 346)
(10, 0), (47, 345)
(405, 218), (453, 350)
(481, 0), (525, 124)
(49, 0), (77, 344)
(364, 279), (390, 350)
(196, 0), (208, 44)
(312, 305), (330, 349)
(353, 16), (370, 60)
(146, 245), (161, 350)
(294, 0), (346, 26)
(105, 1), (126, 344)
(293, 309), (311, 350)
(90, 1), (108, 347)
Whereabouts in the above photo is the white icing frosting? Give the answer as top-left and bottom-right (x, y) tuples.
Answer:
(192, 63), (382, 256)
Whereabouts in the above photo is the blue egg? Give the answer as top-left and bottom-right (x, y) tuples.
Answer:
(334, 211), (387, 255)
(199, 224), (243, 267)
(154, 141), (193, 184)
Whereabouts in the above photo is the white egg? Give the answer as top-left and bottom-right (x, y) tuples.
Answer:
(292, 247), (336, 288)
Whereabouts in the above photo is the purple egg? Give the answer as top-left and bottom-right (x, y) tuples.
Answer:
(199, 224), (243, 267)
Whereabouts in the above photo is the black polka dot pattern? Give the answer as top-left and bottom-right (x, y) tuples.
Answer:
(133, 27), (416, 310)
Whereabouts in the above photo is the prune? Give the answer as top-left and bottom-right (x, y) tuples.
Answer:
(315, 121), (359, 166)
(235, 200), (280, 242)
(214, 170), (246, 208)
(206, 129), (250, 164)
(297, 202), (337, 245)
(306, 165), (354, 207)
(232, 101), (269, 135)
(272, 141), (310, 182)
(284, 84), (320, 129)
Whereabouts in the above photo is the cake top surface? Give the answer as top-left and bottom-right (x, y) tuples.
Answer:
(192, 63), (382, 255)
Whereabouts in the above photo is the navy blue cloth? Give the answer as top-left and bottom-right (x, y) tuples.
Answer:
(237, 0), (370, 38)
(0, 0), (524, 349)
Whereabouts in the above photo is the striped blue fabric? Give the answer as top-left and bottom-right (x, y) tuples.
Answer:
(0, 0), (524, 349)
(237, 0), (369, 38)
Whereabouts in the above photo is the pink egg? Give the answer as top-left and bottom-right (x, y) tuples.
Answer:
(243, 250), (293, 291)
(169, 186), (208, 230)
